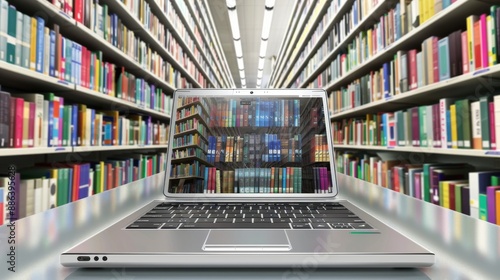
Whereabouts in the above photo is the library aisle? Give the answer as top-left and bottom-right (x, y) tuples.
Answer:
(1, 0), (500, 279)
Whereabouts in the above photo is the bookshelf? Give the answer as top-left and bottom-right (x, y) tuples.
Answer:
(0, 0), (231, 225)
(271, 0), (500, 226)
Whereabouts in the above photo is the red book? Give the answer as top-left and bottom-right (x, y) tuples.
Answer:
(415, 172), (422, 200)
(74, 0), (82, 23)
(479, 14), (489, 68)
(490, 102), (497, 150)
(461, 31), (469, 74)
(60, 38), (66, 81)
(411, 107), (420, 147)
(106, 163), (113, 190)
(14, 98), (23, 148)
(473, 20), (482, 70)
(432, 37), (439, 83)
(72, 165), (80, 202)
(449, 182), (456, 211)
(9, 97), (15, 147)
(408, 49), (418, 90)
(114, 166), (120, 188)
(54, 24), (61, 80)
(28, 102), (35, 147)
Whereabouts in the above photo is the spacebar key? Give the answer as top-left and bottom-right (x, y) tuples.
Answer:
(180, 223), (290, 229)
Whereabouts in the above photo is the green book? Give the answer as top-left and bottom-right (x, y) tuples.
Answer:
(460, 99), (471, 149)
(455, 185), (462, 213)
(62, 106), (70, 146)
(439, 182), (445, 207)
(479, 194), (488, 221)
(94, 163), (101, 194)
(491, 6), (498, 65)
(479, 96), (490, 149)
(492, 176), (500, 186)
(396, 110), (405, 146)
(57, 168), (69, 207)
(103, 4), (108, 41)
(419, 106), (428, 147)
(6, 4), (17, 64)
(65, 39), (72, 82)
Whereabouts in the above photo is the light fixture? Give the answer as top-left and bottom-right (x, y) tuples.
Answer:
(256, 0), (274, 88)
(227, 0), (246, 88)
(258, 58), (265, 70)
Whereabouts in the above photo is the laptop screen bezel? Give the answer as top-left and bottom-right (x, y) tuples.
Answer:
(162, 89), (339, 198)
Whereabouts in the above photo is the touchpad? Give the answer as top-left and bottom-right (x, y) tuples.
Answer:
(203, 230), (291, 251)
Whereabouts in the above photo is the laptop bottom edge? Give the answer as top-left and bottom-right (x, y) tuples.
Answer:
(61, 253), (434, 268)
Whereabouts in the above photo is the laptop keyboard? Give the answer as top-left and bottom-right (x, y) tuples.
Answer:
(126, 202), (373, 230)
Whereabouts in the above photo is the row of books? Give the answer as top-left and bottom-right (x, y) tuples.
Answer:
(208, 99), (302, 128)
(203, 167), (305, 194)
(327, 9), (500, 114)
(303, 2), (498, 92)
(289, 0), (382, 84)
(331, 95), (500, 150)
(174, 118), (209, 140)
(0, 91), (170, 148)
(0, 152), (167, 224)
(206, 134), (303, 164)
(309, 134), (330, 162)
(0, 1), (196, 90)
(184, 0), (229, 86)
(335, 151), (500, 225)
(169, 0), (222, 86)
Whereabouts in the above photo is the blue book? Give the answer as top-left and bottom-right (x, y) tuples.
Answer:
(276, 139), (281, 162)
(269, 101), (275, 126)
(231, 99), (236, 127)
(65, 39), (72, 82)
(353, 0), (358, 26)
(438, 37), (450, 81)
(282, 167), (287, 193)
(77, 44), (82, 86)
(395, 3), (401, 41)
(294, 100), (300, 126)
(67, 168), (73, 203)
(443, 0), (451, 9)
(71, 104), (78, 146)
(79, 164), (90, 199)
(203, 167), (209, 193)
(35, 16), (45, 72)
(446, 110), (452, 148)
(255, 99), (261, 127)
(383, 62), (390, 98)
(49, 30), (56, 77)
(91, 109), (96, 146)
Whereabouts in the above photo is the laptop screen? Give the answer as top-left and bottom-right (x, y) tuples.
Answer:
(165, 90), (337, 196)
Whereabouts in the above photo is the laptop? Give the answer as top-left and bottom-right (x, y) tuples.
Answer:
(61, 89), (434, 267)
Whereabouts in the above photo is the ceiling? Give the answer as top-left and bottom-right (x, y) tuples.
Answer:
(208, 0), (295, 88)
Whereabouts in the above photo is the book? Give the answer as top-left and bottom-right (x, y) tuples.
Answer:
(487, 186), (500, 223)
(438, 36), (450, 81)
(0, 0), (8, 61)
(471, 101), (482, 149)
(6, 4), (16, 64)
(479, 96), (491, 149)
(495, 95), (500, 150)
(0, 90), (10, 148)
(469, 171), (500, 220)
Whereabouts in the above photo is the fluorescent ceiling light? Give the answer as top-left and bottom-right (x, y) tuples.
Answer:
(237, 57), (244, 70)
(257, 70), (263, 79)
(226, 0), (236, 8)
(228, 10), (240, 40)
(259, 40), (268, 57)
(234, 41), (243, 57)
(265, 0), (275, 7)
(258, 58), (265, 70)
(261, 10), (273, 39)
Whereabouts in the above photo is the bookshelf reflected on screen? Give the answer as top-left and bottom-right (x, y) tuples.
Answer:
(169, 96), (333, 194)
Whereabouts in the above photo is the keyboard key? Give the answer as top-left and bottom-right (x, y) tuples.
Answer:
(127, 223), (163, 229)
(160, 223), (180, 229)
(226, 214), (244, 218)
(291, 223), (311, 229)
(330, 224), (353, 229)
(254, 218), (272, 223)
(179, 223), (290, 229)
(179, 218), (197, 223)
(311, 218), (326, 223)
(273, 218), (291, 223)
(197, 218), (216, 223)
(291, 218), (310, 223)
(174, 214), (193, 218)
(234, 218), (252, 223)
(311, 223), (330, 229)
(295, 214), (314, 218)
(350, 223), (373, 229)
(217, 218), (234, 223)
(244, 213), (261, 218)
(208, 213), (225, 218)
(136, 218), (167, 223)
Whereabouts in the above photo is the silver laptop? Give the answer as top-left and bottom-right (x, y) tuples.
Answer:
(61, 89), (434, 267)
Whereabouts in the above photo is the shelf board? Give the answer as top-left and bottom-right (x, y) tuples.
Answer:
(8, 0), (77, 29)
(333, 144), (500, 158)
(0, 61), (74, 92)
(170, 175), (204, 180)
(75, 86), (170, 120)
(172, 143), (205, 150)
(174, 129), (209, 142)
(171, 156), (212, 166)
(0, 147), (72, 157)
(282, 0), (355, 88)
(330, 63), (500, 119)
(170, 0), (220, 88)
(0, 145), (169, 157)
(176, 113), (211, 129)
(322, 0), (490, 92)
(72, 145), (169, 153)
(276, 0), (337, 88)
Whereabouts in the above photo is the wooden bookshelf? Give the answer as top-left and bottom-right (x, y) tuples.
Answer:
(0, 145), (169, 157)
